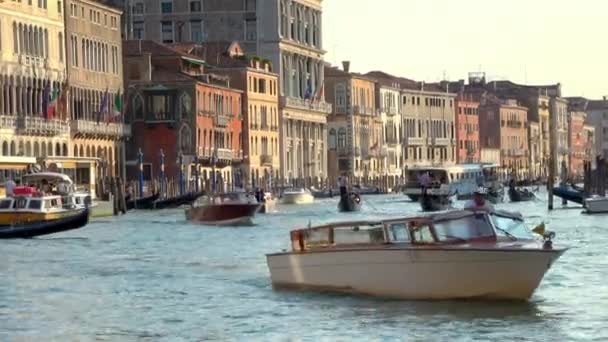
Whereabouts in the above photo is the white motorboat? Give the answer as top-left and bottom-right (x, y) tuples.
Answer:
(281, 188), (314, 205)
(584, 196), (608, 214)
(259, 192), (278, 214)
(267, 209), (566, 300)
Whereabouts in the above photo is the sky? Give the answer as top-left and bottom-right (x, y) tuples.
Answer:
(322, 0), (608, 99)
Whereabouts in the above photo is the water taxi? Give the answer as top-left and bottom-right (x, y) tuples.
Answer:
(185, 192), (261, 226)
(267, 209), (566, 300)
(403, 164), (485, 201)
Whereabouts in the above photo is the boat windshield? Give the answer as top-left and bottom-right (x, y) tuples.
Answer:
(489, 213), (533, 240)
(433, 213), (495, 242)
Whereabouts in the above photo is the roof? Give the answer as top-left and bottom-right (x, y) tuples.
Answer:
(325, 66), (376, 83)
(22, 172), (73, 184)
(123, 40), (203, 61)
(586, 100), (608, 111)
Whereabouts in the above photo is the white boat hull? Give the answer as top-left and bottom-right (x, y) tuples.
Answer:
(585, 197), (608, 213)
(267, 247), (564, 300)
(281, 193), (314, 205)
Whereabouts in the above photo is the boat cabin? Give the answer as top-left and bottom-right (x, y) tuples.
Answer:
(403, 164), (484, 196)
(289, 210), (535, 252)
(195, 192), (257, 206)
(0, 195), (66, 213)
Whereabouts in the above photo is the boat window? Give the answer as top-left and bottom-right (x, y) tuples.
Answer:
(15, 198), (28, 209)
(433, 214), (495, 242)
(410, 223), (435, 243)
(490, 214), (533, 239)
(333, 225), (385, 245)
(388, 223), (410, 242)
(28, 199), (42, 210)
(0, 199), (13, 209)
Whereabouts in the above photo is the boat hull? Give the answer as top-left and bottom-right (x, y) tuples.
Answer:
(0, 208), (89, 239)
(0, 210), (77, 225)
(281, 193), (314, 205)
(267, 247), (565, 300)
(185, 203), (261, 225)
(337, 194), (362, 212)
(584, 197), (608, 213)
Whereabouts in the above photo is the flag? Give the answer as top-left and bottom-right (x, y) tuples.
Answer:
(106, 91), (123, 124)
(532, 222), (546, 236)
(97, 89), (109, 124)
(304, 79), (313, 100)
(42, 83), (50, 120)
(312, 82), (324, 103)
(57, 83), (69, 121)
(47, 86), (60, 120)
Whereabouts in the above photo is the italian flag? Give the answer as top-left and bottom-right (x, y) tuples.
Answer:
(47, 87), (60, 120)
(107, 91), (123, 123)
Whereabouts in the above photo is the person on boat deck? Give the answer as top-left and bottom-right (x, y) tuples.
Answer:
(4, 178), (17, 196)
(41, 179), (52, 194)
(465, 191), (494, 211)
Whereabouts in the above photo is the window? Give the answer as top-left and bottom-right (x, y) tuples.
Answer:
(133, 94), (144, 120)
(245, 0), (256, 11)
(149, 94), (172, 120)
(337, 127), (346, 148)
(189, 0), (201, 12)
(410, 223), (435, 243)
(244, 19), (256, 41)
(161, 21), (173, 43)
(28, 199), (42, 210)
(434, 215), (494, 242)
(133, 21), (144, 39)
(133, 1), (144, 15)
(335, 84), (346, 111)
(180, 93), (191, 120)
(490, 213), (532, 240)
(328, 128), (336, 149)
(161, 0), (173, 13)
(388, 223), (410, 242)
(58, 32), (63, 61)
(57, 1), (62, 14)
(190, 20), (203, 42)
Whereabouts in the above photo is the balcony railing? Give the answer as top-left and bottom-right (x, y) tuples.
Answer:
(386, 107), (398, 116)
(386, 137), (399, 145)
(434, 137), (451, 146)
(215, 114), (231, 127)
(260, 154), (273, 166)
(407, 137), (425, 145)
(0, 115), (17, 128)
(353, 105), (375, 116)
(16, 116), (69, 136)
(70, 120), (131, 138)
(198, 147), (243, 161)
(281, 96), (332, 114)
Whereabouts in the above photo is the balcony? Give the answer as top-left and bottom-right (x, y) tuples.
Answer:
(337, 148), (350, 157)
(260, 154), (273, 166)
(506, 120), (523, 128)
(353, 105), (375, 116)
(407, 137), (426, 145)
(16, 116), (69, 136)
(70, 120), (131, 138)
(281, 96), (332, 114)
(434, 137), (451, 146)
(0, 115), (17, 129)
(215, 114), (231, 127)
(386, 107), (398, 116)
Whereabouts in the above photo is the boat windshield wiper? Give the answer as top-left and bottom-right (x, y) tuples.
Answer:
(493, 226), (518, 241)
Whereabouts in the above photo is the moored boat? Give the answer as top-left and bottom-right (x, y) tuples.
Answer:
(267, 209), (566, 300)
(508, 186), (536, 202)
(337, 192), (362, 212)
(281, 188), (314, 205)
(185, 192), (261, 225)
(310, 187), (337, 199)
(584, 196), (608, 214)
(0, 207), (89, 239)
(126, 193), (160, 210)
(553, 185), (585, 205)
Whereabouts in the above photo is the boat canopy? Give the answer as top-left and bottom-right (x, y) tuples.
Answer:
(22, 172), (74, 185)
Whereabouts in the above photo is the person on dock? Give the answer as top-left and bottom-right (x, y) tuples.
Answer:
(465, 190), (494, 211)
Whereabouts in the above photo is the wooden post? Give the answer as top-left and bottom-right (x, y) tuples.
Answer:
(116, 177), (127, 214)
(560, 160), (568, 205)
(548, 110), (557, 210)
(111, 177), (118, 216)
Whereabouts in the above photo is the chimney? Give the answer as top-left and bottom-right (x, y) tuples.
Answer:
(342, 61), (350, 73)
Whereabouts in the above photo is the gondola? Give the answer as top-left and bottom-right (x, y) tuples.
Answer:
(337, 193), (362, 212)
(0, 207), (89, 239)
(126, 192), (160, 210)
(419, 193), (452, 212)
(508, 186), (536, 202)
(151, 191), (205, 210)
(552, 184), (584, 205)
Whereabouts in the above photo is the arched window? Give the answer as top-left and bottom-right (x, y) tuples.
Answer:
(132, 94), (143, 120)
(179, 93), (191, 121)
(18, 141), (24, 156)
(1, 141), (7, 156)
(25, 141), (32, 156)
(335, 84), (346, 111)
(337, 128), (346, 149)
(328, 128), (337, 149)
(73, 145), (78, 157)
(62, 143), (68, 156)
(179, 124), (192, 153)
(55, 143), (61, 156)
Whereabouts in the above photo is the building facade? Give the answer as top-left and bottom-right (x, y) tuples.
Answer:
(568, 109), (586, 178)
(551, 97), (569, 176)
(325, 64), (383, 184)
(173, 41), (281, 189)
(114, 0), (332, 186)
(585, 97), (608, 159)
(0, 0), (70, 180)
(375, 79), (402, 188)
(123, 40), (242, 192)
(480, 99), (529, 178)
(455, 94), (480, 163)
(65, 0), (128, 187)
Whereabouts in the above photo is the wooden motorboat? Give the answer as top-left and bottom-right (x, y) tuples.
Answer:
(508, 186), (536, 202)
(337, 192), (362, 212)
(420, 193), (452, 212)
(0, 207), (89, 239)
(126, 193), (160, 210)
(281, 188), (314, 205)
(151, 191), (204, 209)
(185, 192), (261, 225)
(267, 209), (567, 300)
(258, 192), (278, 214)
(552, 185), (584, 205)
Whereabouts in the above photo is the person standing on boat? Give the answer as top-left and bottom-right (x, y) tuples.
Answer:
(4, 178), (16, 197)
(338, 175), (347, 198)
(465, 190), (494, 211)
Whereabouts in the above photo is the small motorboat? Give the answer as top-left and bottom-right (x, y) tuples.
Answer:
(126, 193), (160, 210)
(337, 192), (362, 212)
(310, 187), (337, 199)
(281, 188), (314, 205)
(552, 185), (584, 205)
(0, 207), (89, 239)
(185, 192), (261, 225)
(266, 209), (567, 300)
(420, 193), (452, 212)
(258, 192), (278, 214)
(508, 186), (536, 202)
(584, 196), (608, 214)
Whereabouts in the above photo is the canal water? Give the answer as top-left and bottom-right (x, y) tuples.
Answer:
(1, 193), (607, 341)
